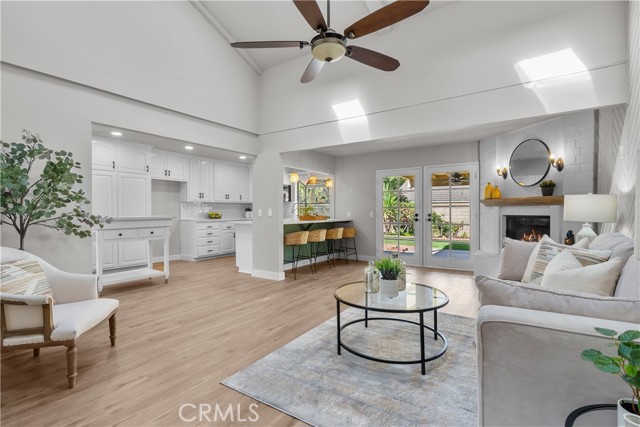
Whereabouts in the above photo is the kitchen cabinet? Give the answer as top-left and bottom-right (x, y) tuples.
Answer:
(91, 170), (117, 269)
(222, 223), (236, 253)
(215, 162), (250, 202)
(185, 159), (214, 201)
(92, 139), (150, 175)
(180, 221), (224, 259)
(150, 151), (189, 181)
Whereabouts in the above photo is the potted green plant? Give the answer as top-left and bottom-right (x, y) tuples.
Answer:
(374, 256), (406, 297)
(581, 327), (640, 424)
(1, 130), (104, 250)
(539, 179), (556, 196)
(298, 205), (316, 221)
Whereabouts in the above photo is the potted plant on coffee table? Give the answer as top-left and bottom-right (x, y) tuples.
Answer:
(374, 256), (406, 297)
(581, 327), (640, 424)
(539, 179), (556, 196)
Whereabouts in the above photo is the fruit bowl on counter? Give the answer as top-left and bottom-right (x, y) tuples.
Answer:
(208, 212), (222, 219)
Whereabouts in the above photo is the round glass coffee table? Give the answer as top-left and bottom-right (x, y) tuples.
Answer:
(334, 281), (449, 375)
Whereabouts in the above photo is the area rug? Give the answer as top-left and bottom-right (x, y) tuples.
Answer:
(222, 309), (477, 427)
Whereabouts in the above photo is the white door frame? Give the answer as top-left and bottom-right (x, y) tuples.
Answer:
(375, 167), (423, 266)
(423, 162), (479, 271)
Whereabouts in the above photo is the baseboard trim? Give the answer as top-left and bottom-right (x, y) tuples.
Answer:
(152, 255), (182, 263)
(252, 269), (285, 281)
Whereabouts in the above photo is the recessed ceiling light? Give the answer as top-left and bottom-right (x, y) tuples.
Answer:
(110, 131), (122, 136)
(239, 155), (247, 160)
(185, 145), (194, 150)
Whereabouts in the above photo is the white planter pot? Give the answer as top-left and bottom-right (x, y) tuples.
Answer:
(624, 413), (640, 427)
(380, 279), (400, 297)
(618, 399), (639, 427)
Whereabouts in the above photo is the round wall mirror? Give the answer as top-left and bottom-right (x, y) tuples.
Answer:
(509, 139), (551, 187)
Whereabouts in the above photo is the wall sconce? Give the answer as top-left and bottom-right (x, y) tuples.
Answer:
(497, 167), (508, 179)
(550, 154), (564, 172)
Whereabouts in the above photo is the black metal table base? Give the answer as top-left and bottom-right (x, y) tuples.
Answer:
(336, 301), (448, 375)
(564, 404), (617, 427)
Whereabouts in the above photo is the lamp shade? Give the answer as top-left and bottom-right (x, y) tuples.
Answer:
(563, 194), (618, 223)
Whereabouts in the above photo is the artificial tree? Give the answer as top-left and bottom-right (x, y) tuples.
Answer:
(1, 130), (103, 250)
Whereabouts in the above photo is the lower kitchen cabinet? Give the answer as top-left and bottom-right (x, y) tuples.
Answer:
(181, 221), (237, 260)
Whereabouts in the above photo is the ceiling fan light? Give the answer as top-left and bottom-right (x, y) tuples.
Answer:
(311, 34), (347, 63)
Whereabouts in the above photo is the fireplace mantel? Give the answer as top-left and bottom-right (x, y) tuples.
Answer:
(480, 195), (564, 207)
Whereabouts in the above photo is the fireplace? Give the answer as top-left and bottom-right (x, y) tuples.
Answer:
(505, 215), (551, 242)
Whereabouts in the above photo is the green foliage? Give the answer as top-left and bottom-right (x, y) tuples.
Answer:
(1, 130), (104, 250)
(431, 211), (463, 238)
(374, 256), (405, 280)
(539, 179), (556, 187)
(581, 328), (640, 414)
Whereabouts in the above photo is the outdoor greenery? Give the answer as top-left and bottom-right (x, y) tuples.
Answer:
(0, 130), (104, 250)
(581, 327), (640, 414)
(374, 256), (406, 280)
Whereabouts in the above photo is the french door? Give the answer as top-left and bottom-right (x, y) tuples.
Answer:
(423, 163), (478, 270)
(375, 168), (423, 265)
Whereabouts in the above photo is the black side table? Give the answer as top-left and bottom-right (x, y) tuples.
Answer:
(565, 404), (617, 427)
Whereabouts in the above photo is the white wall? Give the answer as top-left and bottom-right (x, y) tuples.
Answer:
(334, 142), (479, 259)
(258, 1), (628, 153)
(0, 65), (256, 273)
(1, 1), (259, 133)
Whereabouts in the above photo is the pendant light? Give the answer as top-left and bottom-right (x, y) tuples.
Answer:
(308, 151), (318, 185)
(325, 177), (334, 188)
(290, 152), (299, 183)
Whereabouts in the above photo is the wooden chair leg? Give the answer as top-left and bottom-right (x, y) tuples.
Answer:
(109, 314), (117, 346)
(65, 344), (77, 388)
(33, 348), (40, 357)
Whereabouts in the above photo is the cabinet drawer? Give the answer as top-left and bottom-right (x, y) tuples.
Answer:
(103, 230), (137, 240)
(222, 223), (235, 230)
(138, 228), (165, 238)
(197, 245), (221, 257)
(197, 222), (221, 231)
(198, 237), (221, 247)
(197, 229), (221, 238)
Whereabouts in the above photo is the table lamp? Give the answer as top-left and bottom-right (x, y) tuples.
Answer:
(563, 194), (618, 243)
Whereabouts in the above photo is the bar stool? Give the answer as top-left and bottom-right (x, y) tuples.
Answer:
(284, 231), (310, 279)
(325, 227), (344, 268)
(339, 227), (359, 264)
(306, 229), (328, 274)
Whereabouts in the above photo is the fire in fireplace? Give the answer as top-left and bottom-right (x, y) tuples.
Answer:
(505, 215), (551, 242)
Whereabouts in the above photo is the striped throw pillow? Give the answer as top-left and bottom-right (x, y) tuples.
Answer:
(0, 260), (53, 300)
(528, 244), (612, 285)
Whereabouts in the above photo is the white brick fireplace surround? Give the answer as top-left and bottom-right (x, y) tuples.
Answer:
(475, 205), (563, 277)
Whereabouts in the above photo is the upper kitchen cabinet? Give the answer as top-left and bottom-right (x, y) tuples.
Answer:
(215, 162), (251, 202)
(150, 150), (189, 181)
(92, 139), (150, 175)
(184, 159), (214, 202)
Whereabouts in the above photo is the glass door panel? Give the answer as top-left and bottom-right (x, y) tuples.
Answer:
(424, 165), (478, 270)
(376, 168), (422, 265)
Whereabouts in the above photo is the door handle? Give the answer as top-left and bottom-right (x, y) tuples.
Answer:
(426, 213), (432, 223)
(414, 212), (419, 222)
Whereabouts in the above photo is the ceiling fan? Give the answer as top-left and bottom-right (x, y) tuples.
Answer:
(230, 0), (429, 83)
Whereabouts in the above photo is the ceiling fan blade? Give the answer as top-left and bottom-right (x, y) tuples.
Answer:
(293, 0), (327, 32)
(344, 0), (429, 39)
(231, 41), (309, 49)
(346, 46), (399, 71)
(301, 58), (324, 83)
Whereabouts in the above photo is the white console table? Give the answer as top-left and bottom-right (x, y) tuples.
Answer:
(94, 216), (173, 290)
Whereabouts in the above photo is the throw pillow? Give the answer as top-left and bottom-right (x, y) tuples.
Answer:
(540, 250), (623, 296)
(0, 260), (53, 300)
(521, 235), (589, 284)
(475, 275), (640, 323)
(498, 238), (538, 281)
(527, 243), (611, 285)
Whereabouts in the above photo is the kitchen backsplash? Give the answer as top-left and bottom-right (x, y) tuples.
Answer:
(180, 202), (251, 220)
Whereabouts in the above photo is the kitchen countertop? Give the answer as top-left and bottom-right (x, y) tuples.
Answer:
(283, 217), (352, 225)
(180, 218), (251, 222)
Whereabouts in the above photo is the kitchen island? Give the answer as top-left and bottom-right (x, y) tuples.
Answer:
(235, 218), (353, 278)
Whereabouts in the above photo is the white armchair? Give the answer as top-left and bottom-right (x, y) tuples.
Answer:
(1, 247), (119, 388)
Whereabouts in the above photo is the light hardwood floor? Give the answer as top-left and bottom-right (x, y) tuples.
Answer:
(1, 257), (478, 426)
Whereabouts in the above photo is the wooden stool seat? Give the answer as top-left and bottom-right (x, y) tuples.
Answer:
(339, 227), (359, 264)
